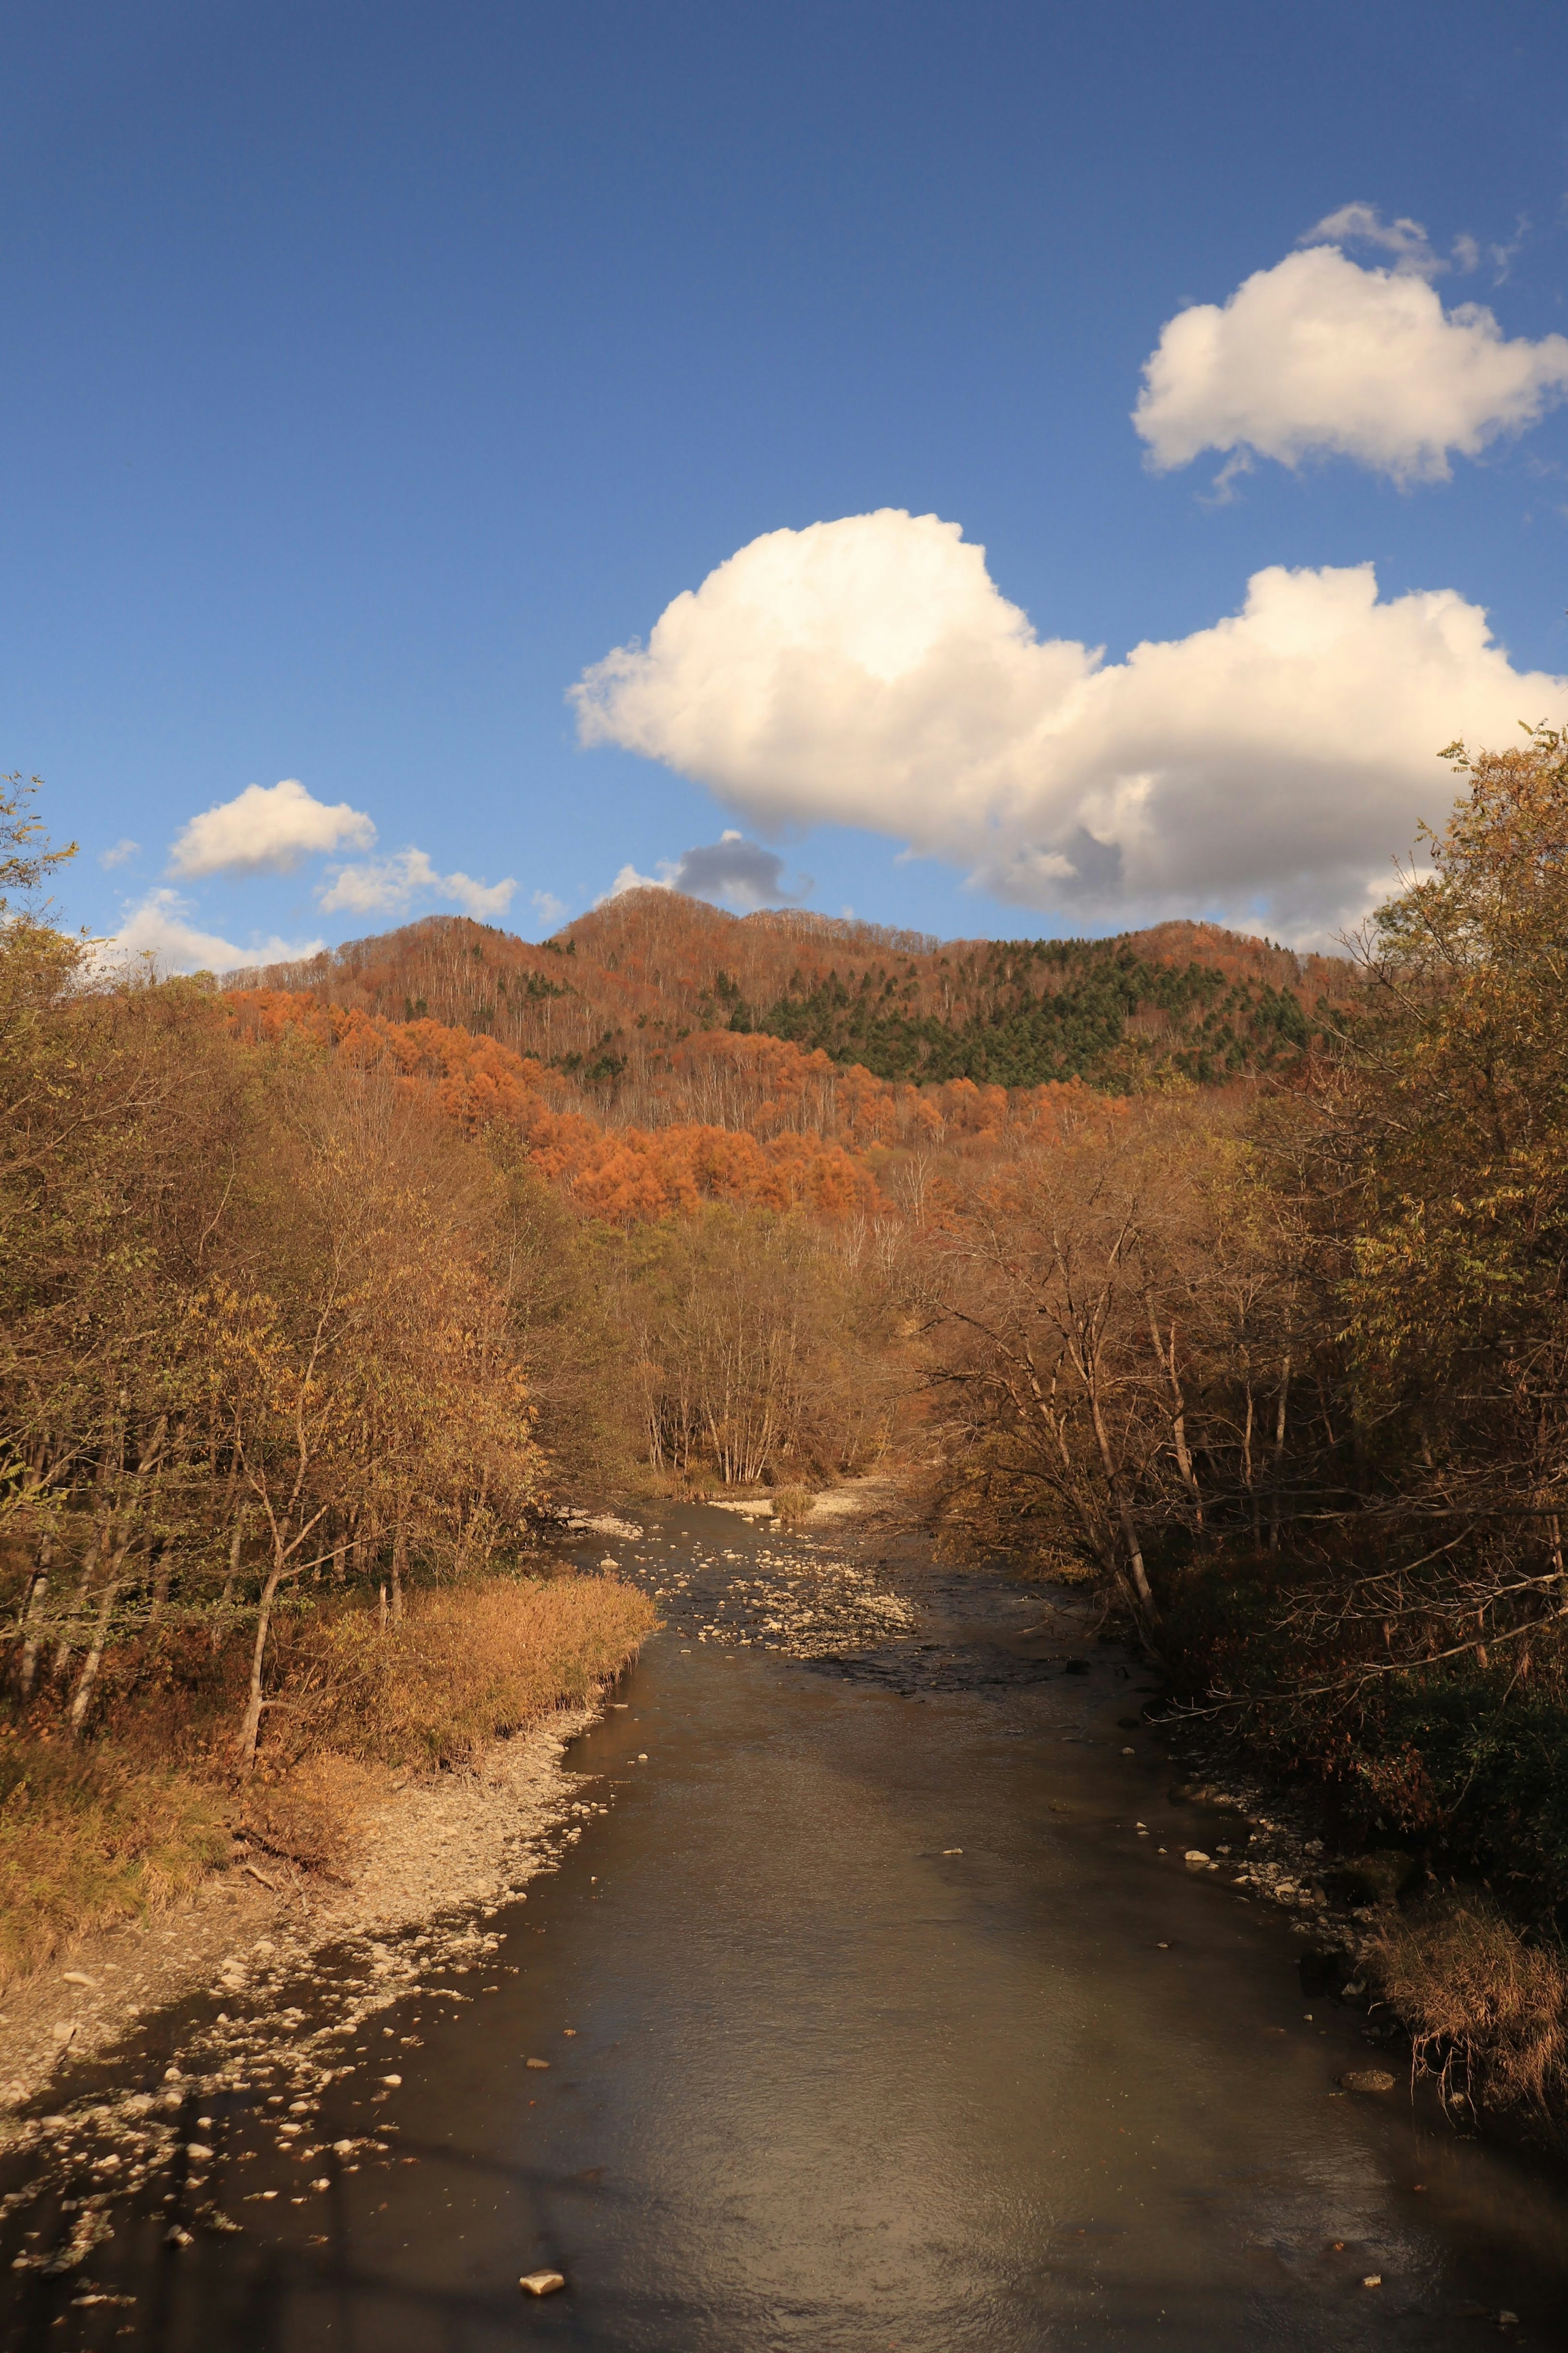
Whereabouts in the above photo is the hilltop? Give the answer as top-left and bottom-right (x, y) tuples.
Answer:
(226, 894), (1358, 1118)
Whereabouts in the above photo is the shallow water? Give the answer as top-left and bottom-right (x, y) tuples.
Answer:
(6, 1503), (1568, 2348)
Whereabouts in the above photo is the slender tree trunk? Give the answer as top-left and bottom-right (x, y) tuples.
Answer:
(1086, 1383), (1158, 1624)
(18, 1530), (53, 1699)
(391, 1524), (407, 1623)
(213, 1511), (247, 1653)
(68, 1537), (134, 1737)
(1269, 1355), (1291, 1552)
(54, 1510), (109, 1677)
(236, 1563), (285, 1773)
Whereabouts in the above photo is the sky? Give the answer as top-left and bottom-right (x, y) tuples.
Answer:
(8, 0), (1568, 965)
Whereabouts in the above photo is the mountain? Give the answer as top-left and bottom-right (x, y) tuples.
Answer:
(225, 892), (1357, 1116)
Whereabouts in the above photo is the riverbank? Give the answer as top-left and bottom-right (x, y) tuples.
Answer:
(8, 1500), (1559, 2350)
(0, 1569), (654, 2131)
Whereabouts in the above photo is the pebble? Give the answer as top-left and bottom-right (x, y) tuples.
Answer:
(1339, 2069), (1397, 2094)
(519, 2269), (566, 2296)
(526, 2058), (550, 2070)
(1183, 1851), (1210, 1867)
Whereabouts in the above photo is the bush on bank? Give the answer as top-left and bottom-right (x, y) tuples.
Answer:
(0, 1572), (653, 1991)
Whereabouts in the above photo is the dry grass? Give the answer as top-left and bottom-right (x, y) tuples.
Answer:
(772, 1485), (814, 1524)
(1372, 1898), (1568, 2123)
(0, 1571), (653, 1987)
(0, 1731), (229, 1991)
(288, 1572), (656, 1770)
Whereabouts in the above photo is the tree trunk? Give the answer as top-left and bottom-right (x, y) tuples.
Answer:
(18, 1530), (53, 1699)
(53, 1512), (108, 1677)
(68, 1540), (133, 1737)
(1269, 1356), (1291, 1552)
(1086, 1383), (1159, 1624)
(236, 1563), (284, 1773)
(213, 1512), (247, 1653)
(391, 1525), (407, 1623)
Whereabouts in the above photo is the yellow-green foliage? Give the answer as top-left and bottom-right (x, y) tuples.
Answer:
(0, 1733), (229, 1989)
(293, 1574), (655, 1769)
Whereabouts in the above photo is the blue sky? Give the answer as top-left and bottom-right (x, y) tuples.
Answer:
(7, 0), (1568, 961)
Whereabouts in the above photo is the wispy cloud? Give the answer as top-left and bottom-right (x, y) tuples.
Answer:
(96, 888), (322, 976)
(318, 846), (515, 921)
(98, 838), (140, 870)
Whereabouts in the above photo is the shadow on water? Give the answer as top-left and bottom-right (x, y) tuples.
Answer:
(7, 1502), (1568, 2349)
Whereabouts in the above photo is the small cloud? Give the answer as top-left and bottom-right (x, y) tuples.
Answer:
(98, 838), (140, 869)
(1301, 201), (1446, 277)
(317, 846), (514, 921)
(96, 888), (322, 976)
(1135, 233), (1568, 483)
(530, 888), (567, 930)
(599, 831), (811, 912)
(169, 778), (376, 878)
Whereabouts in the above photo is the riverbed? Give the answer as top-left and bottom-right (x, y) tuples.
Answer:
(4, 1503), (1568, 2348)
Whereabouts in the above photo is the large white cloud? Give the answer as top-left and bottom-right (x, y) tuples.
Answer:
(169, 778), (377, 877)
(317, 846), (515, 921)
(1133, 241), (1568, 483)
(97, 889), (323, 976)
(571, 509), (1567, 941)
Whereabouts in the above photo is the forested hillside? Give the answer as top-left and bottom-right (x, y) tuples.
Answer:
(12, 738), (1568, 2133)
(230, 894), (1357, 1113)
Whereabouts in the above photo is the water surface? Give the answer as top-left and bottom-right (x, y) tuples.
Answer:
(6, 1504), (1567, 2349)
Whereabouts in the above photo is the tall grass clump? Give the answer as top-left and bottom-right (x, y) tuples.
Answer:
(1372, 1900), (1568, 2128)
(0, 1732), (229, 1989)
(293, 1575), (655, 1770)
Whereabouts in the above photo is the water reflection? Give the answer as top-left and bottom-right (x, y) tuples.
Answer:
(6, 1505), (1568, 2349)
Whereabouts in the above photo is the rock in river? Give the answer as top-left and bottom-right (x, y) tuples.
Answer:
(1339, 2068), (1398, 2094)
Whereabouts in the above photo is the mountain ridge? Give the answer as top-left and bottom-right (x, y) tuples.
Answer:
(224, 891), (1358, 1109)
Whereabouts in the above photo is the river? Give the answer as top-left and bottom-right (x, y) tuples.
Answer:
(4, 1503), (1568, 2349)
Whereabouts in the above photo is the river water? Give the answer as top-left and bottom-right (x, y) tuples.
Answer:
(5, 1503), (1568, 2349)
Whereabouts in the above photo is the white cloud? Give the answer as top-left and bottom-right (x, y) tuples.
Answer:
(317, 846), (515, 921)
(530, 888), (568, 930)
(571, 508), (1568, 941)
(96, 888), (323, 976)
(98, 838), (140, 869)
(1134, 240), (1568, 483)
(169, 779), (376, 877)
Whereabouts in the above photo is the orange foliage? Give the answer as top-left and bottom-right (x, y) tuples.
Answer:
(225, 991), (888, 1222)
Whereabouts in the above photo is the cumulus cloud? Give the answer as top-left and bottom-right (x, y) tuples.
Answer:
(317, 846), (515, 921)
(600, 829), (810, 912)
(530, 888), (568, 930)
(169, 778), (376, 877)
(98, 838), (140, 869)
(97, 889), (322, 976)
(1134, 239), (1568, 483)
(572, 508), (1568, 941)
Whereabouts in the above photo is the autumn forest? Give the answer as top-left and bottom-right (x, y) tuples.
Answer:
(9, 734), (1568, 2119)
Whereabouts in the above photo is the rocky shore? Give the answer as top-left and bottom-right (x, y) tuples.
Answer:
(0, 1699), (604, 2236)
